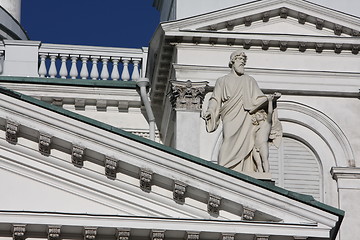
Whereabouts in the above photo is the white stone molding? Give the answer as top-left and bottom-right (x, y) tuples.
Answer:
(105, 157), (118, 180)
(39, 133), (52, 156)
(12, 225), (26, 240)
(278, 101), (354, 167)
(6, 120), (18, 144)
(72, 145), (85, 168)
(140, 169), (153, 192)
(186, 232), (200, 240)
(242, 207), (256, 221)
(117, 229), (130, 240)
(48, 226), (61, 240)
(0, 211), (335, 239)
(151, 230), (165, 240)
(173, 181), (187, 204)
(84, 227), (97, 240)
(207, 194), (221, 215)
(169, 80), (208, 110)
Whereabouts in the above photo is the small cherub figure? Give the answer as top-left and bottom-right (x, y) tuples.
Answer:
(252, 92), (281, 172)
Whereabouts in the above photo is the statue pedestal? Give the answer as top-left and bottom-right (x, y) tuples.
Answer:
(241, 171), (273, 182)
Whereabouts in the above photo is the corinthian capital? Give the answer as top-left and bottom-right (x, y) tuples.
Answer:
(169, 80), (209, 110)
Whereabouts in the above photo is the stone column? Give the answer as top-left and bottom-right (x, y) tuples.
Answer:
(331, 167), (360, 240)
(169, 80), (208, 156)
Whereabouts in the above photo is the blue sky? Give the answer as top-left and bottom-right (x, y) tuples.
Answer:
(21, 0), (160, 48)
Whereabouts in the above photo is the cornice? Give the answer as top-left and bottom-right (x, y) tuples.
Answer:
(0, 211), (331, 239)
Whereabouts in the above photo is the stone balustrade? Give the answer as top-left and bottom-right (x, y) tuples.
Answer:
(0, 40), (148, 81)
(38, 43), (148, 80)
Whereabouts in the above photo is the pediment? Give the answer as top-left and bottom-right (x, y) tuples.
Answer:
(0, 86), (343, 239)
(162, 0), (360, 38)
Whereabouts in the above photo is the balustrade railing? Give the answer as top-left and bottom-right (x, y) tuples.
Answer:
(38, 43), (148, 81)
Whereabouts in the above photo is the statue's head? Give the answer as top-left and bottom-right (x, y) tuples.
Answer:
(228, 50), (247, 75)
(252, 109), (267, 125)
(228, 50), (247, 68)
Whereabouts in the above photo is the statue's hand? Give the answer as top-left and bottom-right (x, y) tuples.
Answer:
(202, 111), (211, 121)
(273, 92), (281, 99)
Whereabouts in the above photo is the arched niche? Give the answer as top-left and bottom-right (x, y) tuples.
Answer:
(209, 100), (354, 207)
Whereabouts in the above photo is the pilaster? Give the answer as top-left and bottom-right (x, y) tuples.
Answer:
(169, 80), (208, 157)
(331, 167), (360, 240)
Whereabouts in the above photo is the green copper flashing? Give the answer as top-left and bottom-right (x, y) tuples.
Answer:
(0, 76), (137, 89)
(0, 86), (344, 222)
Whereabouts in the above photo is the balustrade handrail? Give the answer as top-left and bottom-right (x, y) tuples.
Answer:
(39, 43), (146, 59)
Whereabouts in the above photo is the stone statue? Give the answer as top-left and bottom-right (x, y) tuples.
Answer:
(203, 50), (281, 173)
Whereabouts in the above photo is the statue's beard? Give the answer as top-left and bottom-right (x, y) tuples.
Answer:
(234, 65), (245, 75)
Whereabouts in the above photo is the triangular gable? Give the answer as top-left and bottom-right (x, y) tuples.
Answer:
(162, 0), (360, 36)
(0, 86), (343, 239)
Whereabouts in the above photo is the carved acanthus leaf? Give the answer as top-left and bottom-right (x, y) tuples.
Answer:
(169, 80), (208, 110)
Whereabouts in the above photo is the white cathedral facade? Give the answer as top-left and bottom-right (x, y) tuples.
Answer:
(0, 0), (359, 239)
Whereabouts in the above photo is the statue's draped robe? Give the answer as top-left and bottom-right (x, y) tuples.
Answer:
(206, 73), (267, 171)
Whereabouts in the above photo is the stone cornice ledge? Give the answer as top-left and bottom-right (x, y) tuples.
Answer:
(331, 167), (360, 180)
(0, 211), (328, 239)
